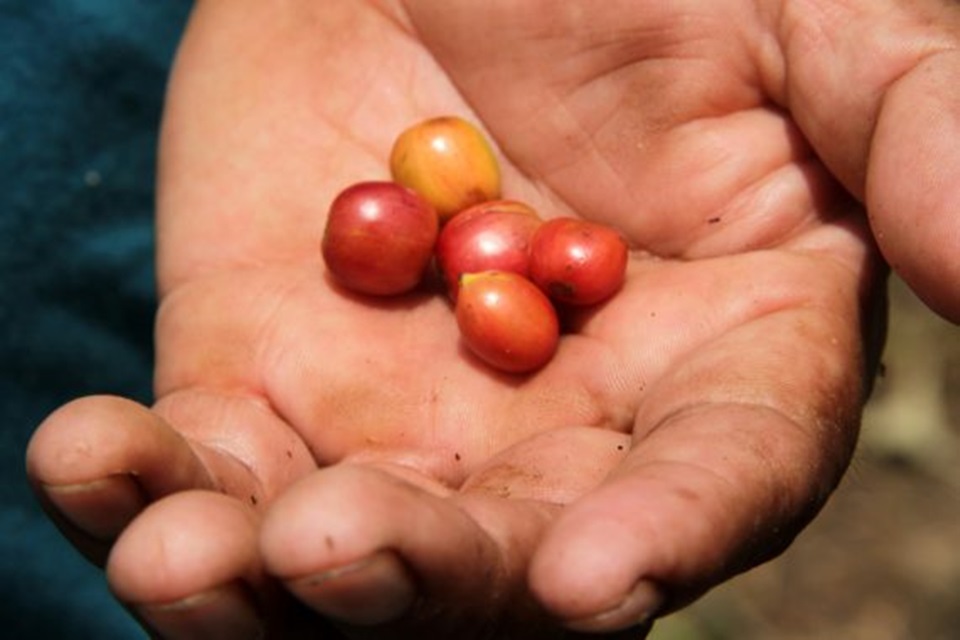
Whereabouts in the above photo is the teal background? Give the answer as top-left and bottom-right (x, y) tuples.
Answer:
(1, 1), (190, 636)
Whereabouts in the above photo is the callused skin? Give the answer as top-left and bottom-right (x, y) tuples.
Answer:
(27, 0), (943, 637)
(455, 271), (560, 374)
(321, 181), (439, 296)
(435, 199), (543, 301)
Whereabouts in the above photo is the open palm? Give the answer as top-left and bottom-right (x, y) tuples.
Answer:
(28, 1), (960, 638)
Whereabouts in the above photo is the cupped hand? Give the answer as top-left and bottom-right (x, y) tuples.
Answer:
(26, 1), (960, 638)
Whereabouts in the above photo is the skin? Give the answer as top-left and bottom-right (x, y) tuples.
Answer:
(25, 0), (960, 638)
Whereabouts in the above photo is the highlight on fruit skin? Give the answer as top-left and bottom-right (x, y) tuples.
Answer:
(529, 217), (629, 306)
(434, 199), (543, 301)
(455, 271), (559, 374)
(321, 181), (439, 296)
(389, 116), (502, 223)
(316, 115), (634, 376)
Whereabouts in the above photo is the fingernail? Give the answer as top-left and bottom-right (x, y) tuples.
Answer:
(288, 550), (417, 626)
(136, 582), (265, 640)
(43, 475), (146, 540)
(564, 580), (664, 633)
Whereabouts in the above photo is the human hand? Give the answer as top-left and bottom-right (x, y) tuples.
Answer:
(26, 1), (959, 638)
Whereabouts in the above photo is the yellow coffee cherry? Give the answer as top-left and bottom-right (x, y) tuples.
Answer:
(389, 116), (501, 224)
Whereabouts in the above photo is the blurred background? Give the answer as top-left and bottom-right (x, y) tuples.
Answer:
(1, 1), (189, 637)
(2, 1), (958, 638)
(651, 277), (960, 640)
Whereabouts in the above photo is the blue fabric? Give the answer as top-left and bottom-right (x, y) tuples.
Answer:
(1, 0), (191, 636)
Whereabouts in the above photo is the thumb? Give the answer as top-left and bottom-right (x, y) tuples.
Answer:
(775, 3), (960, 321)
(866, 49), (960, 322)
